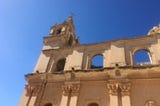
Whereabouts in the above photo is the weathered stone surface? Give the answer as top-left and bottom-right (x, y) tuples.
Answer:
(19, 18), (160, 106)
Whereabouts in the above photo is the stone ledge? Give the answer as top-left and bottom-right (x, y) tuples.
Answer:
(25, 65), (160, 82)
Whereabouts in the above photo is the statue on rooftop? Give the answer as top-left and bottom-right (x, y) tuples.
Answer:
(148, 24), (160, 35)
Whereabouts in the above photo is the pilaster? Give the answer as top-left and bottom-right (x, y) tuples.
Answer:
(119, 82), (131, 106)
(61, 81), (80, 106)
(107, 83), (119, 106)
(25, 84), (41, 106)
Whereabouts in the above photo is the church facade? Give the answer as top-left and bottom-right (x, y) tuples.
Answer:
(19, 17), (160, 106)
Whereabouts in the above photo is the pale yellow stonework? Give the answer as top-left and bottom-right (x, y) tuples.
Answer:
(19, 17), (160, 106)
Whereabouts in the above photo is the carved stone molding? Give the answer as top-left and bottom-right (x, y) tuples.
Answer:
(119, 83), (131, 96)
(62, 84), (70, 96)
(62, 81), (80, 96)
(71, 83), (80, 96)
(107, 81), (131, 96)
(25, 84), (41, 96)
(107, 83), (118, 96)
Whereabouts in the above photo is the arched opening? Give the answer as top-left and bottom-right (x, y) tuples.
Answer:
(133, 50), (151, 65)
(44, 103), (52, 106)
(88, 103), (99, 106)
(91, 55), (103, 69)
(68, 35), (73, 46)
(56, 58), (66, 72)
(56, 28), (61, 35)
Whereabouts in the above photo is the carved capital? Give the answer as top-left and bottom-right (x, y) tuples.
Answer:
(70, 83), (80, 96)
(119, 83), (131, 96)
(62, 81), (80, 96)
(107, 83), (118, 96)
(62, 84), (71, 96)
(25, 84), (41, 96)
(25, 84), (34, 96)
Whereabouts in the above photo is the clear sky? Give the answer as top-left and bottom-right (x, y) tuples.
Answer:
(0, 0), (160, 105)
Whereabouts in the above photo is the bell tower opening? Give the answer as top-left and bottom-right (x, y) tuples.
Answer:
(55, 58), (66, 72)
(56, 28), (62, 35)
(44, 17), (79, 48)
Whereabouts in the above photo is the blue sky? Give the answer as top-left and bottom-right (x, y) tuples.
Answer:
(0, 0), (160, 105)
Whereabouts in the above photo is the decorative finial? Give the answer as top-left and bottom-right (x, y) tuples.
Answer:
(67, 16), (73, 23)
(67, 12), (75, 23)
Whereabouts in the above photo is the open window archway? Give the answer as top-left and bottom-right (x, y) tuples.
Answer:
(88, 103), (99, 106)
(133, 49), (152, 65)
(55, 58), (66, 72)
(91, 54), (103, 69)
(68, 35), (73, 46)
(44, 103), (52, 106)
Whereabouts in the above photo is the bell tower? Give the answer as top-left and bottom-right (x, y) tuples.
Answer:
(19, 17), (80, 106)
(44, 17), (79, 49)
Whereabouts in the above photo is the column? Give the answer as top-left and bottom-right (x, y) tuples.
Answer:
(119, 83), (131, 106)
(107, 83), (119, 106)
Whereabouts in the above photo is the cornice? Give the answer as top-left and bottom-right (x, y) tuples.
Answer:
(25, 65), (160, 83)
